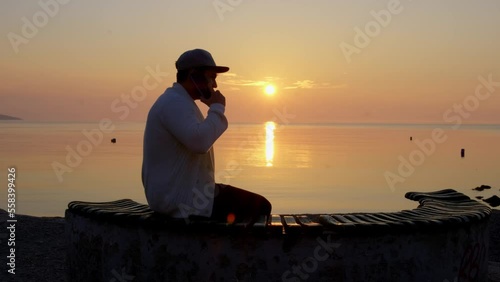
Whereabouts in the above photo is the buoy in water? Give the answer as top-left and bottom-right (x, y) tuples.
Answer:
(111, 138), (116, 144)
(461, 148), (465, 158)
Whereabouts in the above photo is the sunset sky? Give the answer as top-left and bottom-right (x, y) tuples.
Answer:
(1, 0), (499, 124)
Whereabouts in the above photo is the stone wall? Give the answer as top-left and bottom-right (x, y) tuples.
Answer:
(66, 210), (490, 282)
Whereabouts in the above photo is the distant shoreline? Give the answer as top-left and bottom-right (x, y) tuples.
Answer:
(0, 114), (22, 120)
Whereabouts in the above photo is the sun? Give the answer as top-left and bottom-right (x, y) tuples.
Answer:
(264, 84), (276, 96)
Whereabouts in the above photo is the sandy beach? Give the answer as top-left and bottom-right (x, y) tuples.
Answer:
(1, 209), (499, 282)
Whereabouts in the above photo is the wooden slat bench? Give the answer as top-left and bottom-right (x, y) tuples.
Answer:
(66, 189), (492, 281)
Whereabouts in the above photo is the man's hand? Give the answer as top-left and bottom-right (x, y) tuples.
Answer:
(201, 89), (226, 107)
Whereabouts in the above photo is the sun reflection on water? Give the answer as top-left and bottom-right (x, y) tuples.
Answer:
(265, 121), (276, 167)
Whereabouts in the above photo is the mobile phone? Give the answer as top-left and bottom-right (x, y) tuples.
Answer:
(190, 72), (212, 99)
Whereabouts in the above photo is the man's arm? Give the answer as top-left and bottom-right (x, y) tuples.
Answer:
(160, 97), (228, 154)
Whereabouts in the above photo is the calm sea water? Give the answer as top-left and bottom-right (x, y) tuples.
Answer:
(1, 121), (499, 216)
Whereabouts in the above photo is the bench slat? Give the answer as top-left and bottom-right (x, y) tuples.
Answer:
(296, 215), (322, 228)
(269, 214), (284, 234)
(319, 215), (356, 231)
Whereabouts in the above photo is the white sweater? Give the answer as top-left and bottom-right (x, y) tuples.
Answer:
(142, 83), (228, 218)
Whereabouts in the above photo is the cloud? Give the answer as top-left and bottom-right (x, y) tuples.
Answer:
(220, 72), (237, 77)
(219, 73), (272, 87)
(284, 80), (347, 90)
(218, 73), (347, 91)
(285, 80), (314, 89)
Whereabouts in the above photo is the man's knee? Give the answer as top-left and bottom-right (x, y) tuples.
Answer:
(261, 197), (272, 215)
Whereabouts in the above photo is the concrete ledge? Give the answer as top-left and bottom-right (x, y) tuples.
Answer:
(65, 189), (492, 281)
